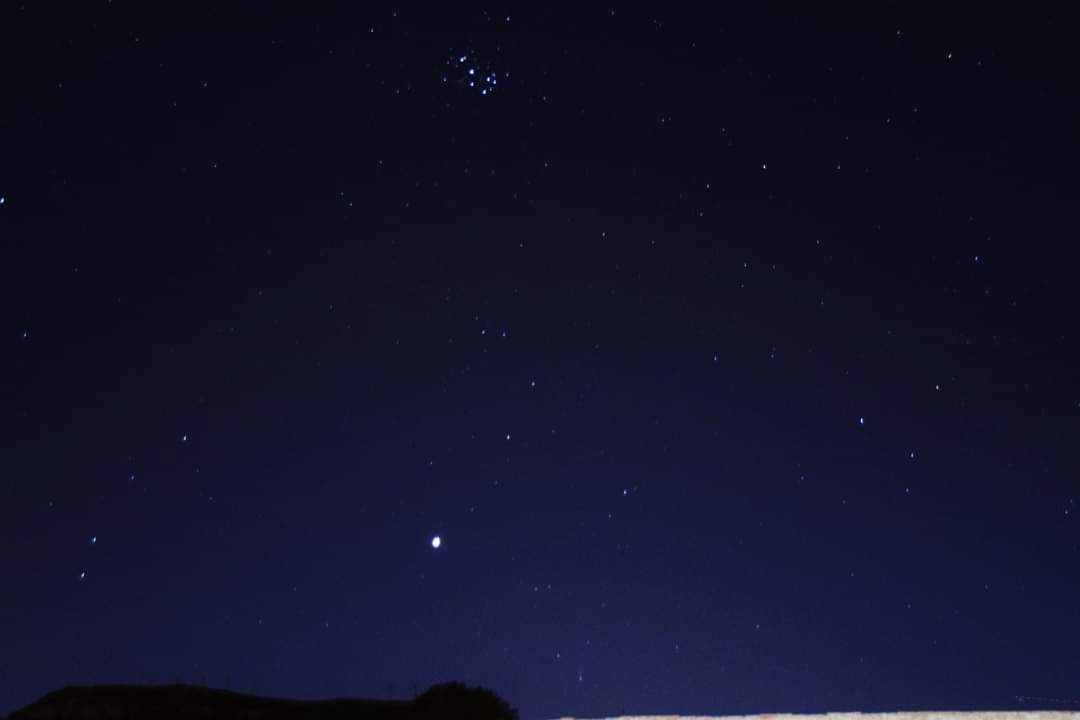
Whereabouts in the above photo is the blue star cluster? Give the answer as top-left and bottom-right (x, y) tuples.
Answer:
(445, 50), (504, 96)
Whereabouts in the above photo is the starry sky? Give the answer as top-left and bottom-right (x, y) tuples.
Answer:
(2, 4), (1079, 719)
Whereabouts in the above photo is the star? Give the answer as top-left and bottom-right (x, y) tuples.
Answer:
(431, 535), (442, 549)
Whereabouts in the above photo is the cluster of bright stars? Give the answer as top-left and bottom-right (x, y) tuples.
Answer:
(445, 51), (505, 96)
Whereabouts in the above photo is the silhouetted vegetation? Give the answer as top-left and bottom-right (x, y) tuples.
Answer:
(409, 683), (518, 720)
(6, 681), (517, 720)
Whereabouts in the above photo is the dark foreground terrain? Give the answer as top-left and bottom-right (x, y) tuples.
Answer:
(5, 682), (518, 720)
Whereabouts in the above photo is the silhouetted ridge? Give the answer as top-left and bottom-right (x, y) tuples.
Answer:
(7, 682), (516, 720)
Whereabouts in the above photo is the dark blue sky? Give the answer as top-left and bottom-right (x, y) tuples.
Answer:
(2, 4), (1078, 718)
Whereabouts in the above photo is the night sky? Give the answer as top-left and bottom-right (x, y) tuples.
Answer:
(3, 4), (1079, 719)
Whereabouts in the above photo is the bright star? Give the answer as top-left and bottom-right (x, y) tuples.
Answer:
(431, 535), (442, 549)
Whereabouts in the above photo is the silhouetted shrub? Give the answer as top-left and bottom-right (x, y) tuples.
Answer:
(408, 682), (518, 720)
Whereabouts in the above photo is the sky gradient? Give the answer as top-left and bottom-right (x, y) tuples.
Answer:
(2, 4), (1079, 719)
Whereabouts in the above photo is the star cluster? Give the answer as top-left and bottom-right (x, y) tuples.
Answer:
(445, 49), (504, 96)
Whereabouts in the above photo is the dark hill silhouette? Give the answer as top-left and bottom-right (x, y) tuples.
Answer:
(6, 681), (518, 720)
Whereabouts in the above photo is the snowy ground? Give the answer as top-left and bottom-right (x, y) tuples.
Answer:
(554, 713), (1080, 720)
